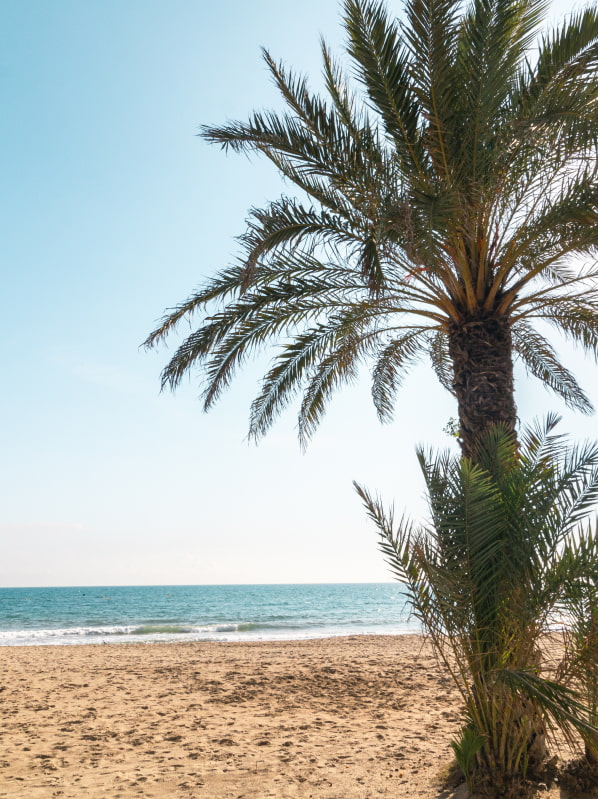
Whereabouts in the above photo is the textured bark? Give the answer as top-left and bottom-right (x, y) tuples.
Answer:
(448, 316), (517, 459)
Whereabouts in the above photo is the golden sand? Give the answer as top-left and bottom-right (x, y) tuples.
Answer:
(0, 635), (565, 798)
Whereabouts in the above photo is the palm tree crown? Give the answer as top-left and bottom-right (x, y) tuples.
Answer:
(145, 0), (598, 456)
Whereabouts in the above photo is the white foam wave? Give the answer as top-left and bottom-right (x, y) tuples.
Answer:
(0, 621), (263, 646)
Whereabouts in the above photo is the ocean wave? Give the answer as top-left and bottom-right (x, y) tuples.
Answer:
(0, 625), (134, 642)
(0, 621), (264, 645)
(131, 622), (258, 635)
(131, 625), (194, 635)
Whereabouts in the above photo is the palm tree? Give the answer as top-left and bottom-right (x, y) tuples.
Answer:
(356, 416), (598, 795)
(145, 0), (598, 457)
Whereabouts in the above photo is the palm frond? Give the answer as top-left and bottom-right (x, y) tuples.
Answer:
(498, 669), (598, 739)
(512, 322), (594, 414)
(428, 330), (454, 395)
(298, 329), (369, 444)
(402, 0), (460, 179)
(542, 299), (598, 362)
(343, 0), (429, 180)
(370, 328), (431, 421)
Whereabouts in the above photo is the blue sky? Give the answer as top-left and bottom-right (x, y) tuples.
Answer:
(2, 0), (596, 586)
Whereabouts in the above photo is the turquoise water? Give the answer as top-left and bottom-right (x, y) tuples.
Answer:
(0, 583), (417, 646)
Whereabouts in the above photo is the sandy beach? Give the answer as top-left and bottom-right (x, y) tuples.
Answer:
(0, 635), (569, 798)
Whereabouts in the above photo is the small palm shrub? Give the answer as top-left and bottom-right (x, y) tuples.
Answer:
(356, 415), (598, 797)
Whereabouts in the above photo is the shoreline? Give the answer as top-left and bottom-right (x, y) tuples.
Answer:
(0, 627), (420, 649)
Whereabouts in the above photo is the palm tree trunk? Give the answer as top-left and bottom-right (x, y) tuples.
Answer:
(448, 316), (517, 459)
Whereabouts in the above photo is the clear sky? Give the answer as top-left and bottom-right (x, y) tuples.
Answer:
(2, 0), (596, 587)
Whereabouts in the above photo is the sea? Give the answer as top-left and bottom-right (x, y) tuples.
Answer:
(0, 583), (418, 647)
